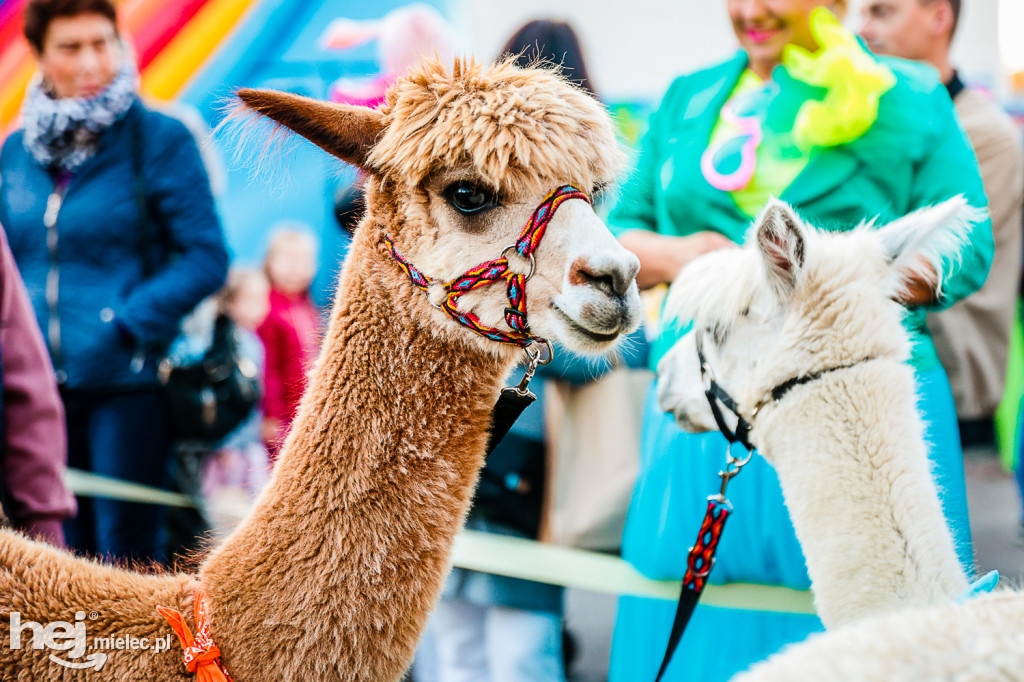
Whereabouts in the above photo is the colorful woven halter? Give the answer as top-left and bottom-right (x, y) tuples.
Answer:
(384, 184), (590, 348)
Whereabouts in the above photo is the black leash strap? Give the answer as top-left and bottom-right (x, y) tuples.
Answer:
(484, 340), (552, 456)
(486, 387), (535, 455)
(654, 587), (701, 682)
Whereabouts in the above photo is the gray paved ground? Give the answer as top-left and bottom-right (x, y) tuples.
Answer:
(564, 447), (1024, 681)
(963, 447), (1024, 584)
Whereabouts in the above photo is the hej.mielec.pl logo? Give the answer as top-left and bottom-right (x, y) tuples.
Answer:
(8, 610), (173, 671)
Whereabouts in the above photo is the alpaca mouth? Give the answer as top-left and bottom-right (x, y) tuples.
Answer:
(658, 388), (710, 434)
(552, 305), (622, 344)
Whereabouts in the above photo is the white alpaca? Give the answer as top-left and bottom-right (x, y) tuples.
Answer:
(658, 198), (1024, 679)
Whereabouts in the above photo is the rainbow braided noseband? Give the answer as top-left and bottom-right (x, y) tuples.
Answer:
(384, 184), (590, 348)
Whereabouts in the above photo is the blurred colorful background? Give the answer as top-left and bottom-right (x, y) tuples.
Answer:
(0, 0), (1021, 463)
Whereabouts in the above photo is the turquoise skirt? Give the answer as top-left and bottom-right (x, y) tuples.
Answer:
(609, 367), (971, 681)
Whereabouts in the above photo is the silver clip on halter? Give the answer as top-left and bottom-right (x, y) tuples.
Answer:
(486, 339), (554, 456)
(711, 445), (753, 510)
(509, 339), (553, 398)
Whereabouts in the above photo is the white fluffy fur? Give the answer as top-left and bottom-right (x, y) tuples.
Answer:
(735, 592), (1024, 680)
(865, 195), (986, 302)
(655, 198), (1018, 678)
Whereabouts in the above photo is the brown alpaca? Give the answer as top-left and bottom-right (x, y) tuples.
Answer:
(0, 58), (641, 681)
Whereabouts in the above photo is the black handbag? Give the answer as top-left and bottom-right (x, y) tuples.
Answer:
(158, 314), (260, 442)
(472, 432), (547, 538)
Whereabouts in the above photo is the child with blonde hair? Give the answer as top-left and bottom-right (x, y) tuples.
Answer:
(258, 227), (322, 459)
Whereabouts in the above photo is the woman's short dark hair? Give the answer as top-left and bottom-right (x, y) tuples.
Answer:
(499, 20), (596, 98)
(23, 0), (119, 53)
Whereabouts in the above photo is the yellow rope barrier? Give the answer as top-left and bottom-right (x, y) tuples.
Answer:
(64, 468), (816, 614)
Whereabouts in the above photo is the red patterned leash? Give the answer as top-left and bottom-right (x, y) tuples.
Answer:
(654, 446), (752, 682)
(384, 184), (590, 347)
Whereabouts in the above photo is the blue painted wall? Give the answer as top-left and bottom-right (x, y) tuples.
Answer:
(178, 0), (455, 306)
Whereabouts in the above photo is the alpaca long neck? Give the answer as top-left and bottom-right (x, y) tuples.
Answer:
(199, 226), (509, 680)
(758, 360), (969, 628)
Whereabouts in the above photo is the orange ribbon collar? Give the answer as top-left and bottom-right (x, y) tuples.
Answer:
(157, 585), (233, 682)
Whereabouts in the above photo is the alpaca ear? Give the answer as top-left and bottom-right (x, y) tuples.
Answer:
(755, 199), (805, 294)
(236, 88), (384, 170)
(875, 196), (986, 297)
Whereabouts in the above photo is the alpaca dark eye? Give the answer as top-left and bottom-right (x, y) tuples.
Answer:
(444, 182), (497, 214)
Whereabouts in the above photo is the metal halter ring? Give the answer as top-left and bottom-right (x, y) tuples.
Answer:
(713, 447), (754, 502)
(501, 245), (537, 280)
(524, 338), (553, 367)
(726, 448), (753, 471)
(425, 280), (447, 310)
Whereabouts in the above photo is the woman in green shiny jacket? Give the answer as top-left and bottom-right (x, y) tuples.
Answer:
(607, 2), (992, 679)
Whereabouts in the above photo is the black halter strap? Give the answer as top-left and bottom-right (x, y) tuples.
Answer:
(697, 333), (875, 451)
(696, 339), (755, 450)
(769, 361), (869, 403)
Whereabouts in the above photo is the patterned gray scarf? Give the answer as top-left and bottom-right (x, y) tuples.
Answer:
(21, 58), (138, 172)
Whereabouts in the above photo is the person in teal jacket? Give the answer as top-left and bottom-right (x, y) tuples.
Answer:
(606, 2), (993, 680)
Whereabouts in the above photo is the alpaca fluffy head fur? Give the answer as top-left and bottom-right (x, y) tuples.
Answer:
(237, 57), (641, 358)
(655, 196), (982, 441)
(369, 57), (624, 195)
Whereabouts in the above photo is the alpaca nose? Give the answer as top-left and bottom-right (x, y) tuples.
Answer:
(570, 253), (640, 299)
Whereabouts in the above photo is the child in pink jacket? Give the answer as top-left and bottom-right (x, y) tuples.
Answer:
(257, 228), (322, 460)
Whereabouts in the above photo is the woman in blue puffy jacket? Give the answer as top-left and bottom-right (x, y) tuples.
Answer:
(0, 0), (228, 563)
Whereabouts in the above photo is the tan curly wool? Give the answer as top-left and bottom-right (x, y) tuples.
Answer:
(368, 58), (625, 194)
